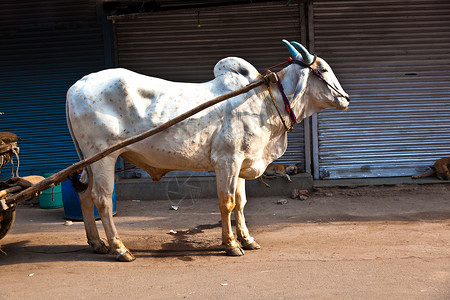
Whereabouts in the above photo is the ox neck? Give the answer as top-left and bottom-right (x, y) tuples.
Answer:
(275, 64), (325, 124)
(276, 65), (299, 103)
(267, 65), (303, 130)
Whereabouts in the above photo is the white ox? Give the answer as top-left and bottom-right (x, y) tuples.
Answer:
(66, 40), (349, 261)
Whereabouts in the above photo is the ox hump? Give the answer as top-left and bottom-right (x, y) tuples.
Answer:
(213, 57), (259, 83)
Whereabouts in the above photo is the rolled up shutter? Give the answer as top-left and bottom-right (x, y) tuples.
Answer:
(114, 1), (305, 175)
(0, 1), (105, 176)
(312, 0), (450, 178)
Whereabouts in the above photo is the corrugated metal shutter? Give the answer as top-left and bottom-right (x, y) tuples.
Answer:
(312, 0), (450, 179)
(114, 1), (305, 176)
(0, 1), (105, 176)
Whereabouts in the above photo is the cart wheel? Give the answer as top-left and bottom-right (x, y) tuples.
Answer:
(0, 208), (16, 240)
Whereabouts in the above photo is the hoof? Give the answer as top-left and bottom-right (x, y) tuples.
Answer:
(89, 240), (110, 254)
(116, 250), (136, 262)
(242, 241), (261, 250)
(225, 246), (245, 256)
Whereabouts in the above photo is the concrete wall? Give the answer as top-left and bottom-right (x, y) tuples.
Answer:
(116, 173), (313, 201)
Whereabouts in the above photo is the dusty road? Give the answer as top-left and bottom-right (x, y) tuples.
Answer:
(1, 183), (450, 299)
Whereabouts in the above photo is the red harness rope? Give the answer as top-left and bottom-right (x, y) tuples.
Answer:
(262, 57), (298, 128)
(262, 57), (294, 74)
(274, 73), (297, 124)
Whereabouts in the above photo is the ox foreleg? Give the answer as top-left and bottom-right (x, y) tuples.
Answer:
(216, 169), (244, 256)
(235, 178), (261, 250)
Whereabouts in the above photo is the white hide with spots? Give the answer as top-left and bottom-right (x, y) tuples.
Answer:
(67, 57), (278, 180)
(66, 49), (349, 261)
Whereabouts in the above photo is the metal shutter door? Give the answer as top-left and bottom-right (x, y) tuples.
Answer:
(0, 1), (105, 176)
(312, 0), (450, 179)
(114, 1), (305, 171)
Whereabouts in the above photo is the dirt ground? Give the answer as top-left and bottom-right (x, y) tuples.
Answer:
(1, 183), (450, 299)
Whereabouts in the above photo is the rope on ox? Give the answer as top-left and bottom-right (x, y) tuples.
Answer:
(263, 73), (292, 132)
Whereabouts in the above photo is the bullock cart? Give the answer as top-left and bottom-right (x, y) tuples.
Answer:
(0, 131), (22, 240)
(0, 132), (45, 240)
(0, 74), (271, 241)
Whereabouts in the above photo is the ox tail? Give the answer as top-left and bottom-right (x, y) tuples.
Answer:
(70, 172), (89, 192)
(66, 94), (89, 192)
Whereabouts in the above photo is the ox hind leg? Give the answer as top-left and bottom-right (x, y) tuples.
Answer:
(81, 156), (135, 262)
(215, 168), (245, 256)
(78, 167), (110, 255)
(235, 177), (261, 250)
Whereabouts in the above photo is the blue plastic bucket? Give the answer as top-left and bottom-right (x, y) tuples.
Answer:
(39, 173), (63, 209)
(61, 178), (116, 220)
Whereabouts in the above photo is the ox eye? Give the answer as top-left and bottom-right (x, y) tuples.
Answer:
(320, 69), (328, 73)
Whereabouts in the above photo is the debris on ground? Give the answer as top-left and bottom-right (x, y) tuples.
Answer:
(63, 220), (73, 226)
(170, 205), (179, 211)
(298, 190), (310, 200)
(290, 189), (311, 200)
(276, 199), (288, 205)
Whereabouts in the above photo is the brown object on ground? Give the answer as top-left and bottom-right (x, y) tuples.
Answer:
(1, 183), (450, 299)
(412, 157), (450, 180)
(259, 163), (300, 188)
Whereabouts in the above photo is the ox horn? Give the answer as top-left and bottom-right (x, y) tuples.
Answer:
(291, 41), (315, 66)
(282, 39), (300, 59)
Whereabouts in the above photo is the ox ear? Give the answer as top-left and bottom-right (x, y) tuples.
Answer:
(282, 39), (301, 60)
(291, 42), (315, 66)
